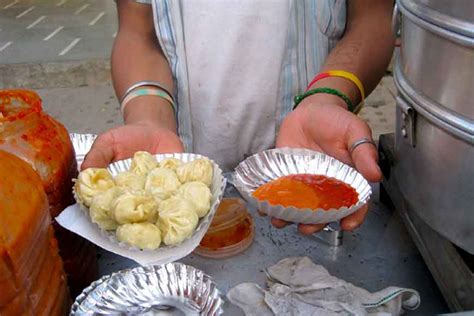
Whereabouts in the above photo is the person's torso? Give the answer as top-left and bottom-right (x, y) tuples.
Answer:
(143, 0), (346, 171)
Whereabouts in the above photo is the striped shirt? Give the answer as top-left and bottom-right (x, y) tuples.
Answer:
(135, 0), (346, 171)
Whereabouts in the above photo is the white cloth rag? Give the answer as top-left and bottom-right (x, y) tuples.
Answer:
(227, 257), (420, 316)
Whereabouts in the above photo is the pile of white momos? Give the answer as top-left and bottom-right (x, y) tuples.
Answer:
(73, 151), (213, 250)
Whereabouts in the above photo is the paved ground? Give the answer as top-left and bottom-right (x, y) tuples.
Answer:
(359, 76), (397, 141)
(0, 0), (116, 63)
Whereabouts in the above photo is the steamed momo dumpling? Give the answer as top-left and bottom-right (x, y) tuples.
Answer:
(130, 151), (158, 175)
(145, 167), (181, 200)
(74, 168), (115, 207)
(177, 182), (212, 218)
(116, 223), (162, 250)
(89, 187), (123, 230)
(112, 190), (158, 224)
(157, 197), (199, 246)
(114, 171), (145, 191)
(176, 158), (213, 187)
(159, 157), (183, 171)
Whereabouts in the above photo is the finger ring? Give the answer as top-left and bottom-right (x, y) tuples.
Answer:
(349, 137), (376, 154)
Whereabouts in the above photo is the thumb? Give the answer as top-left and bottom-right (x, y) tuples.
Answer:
(81, 134), (115, 170)
(347, 121), (382, 182)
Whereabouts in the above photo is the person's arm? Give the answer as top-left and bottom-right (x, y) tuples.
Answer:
(275, 0), (394, 234)
(113, 0), (176, 132)
(310, 0), (395, 106)
(82, 0), (183, 169)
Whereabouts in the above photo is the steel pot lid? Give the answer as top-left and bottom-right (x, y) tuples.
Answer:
(415, 0), (474, 24)
(398, 0), (474, 39)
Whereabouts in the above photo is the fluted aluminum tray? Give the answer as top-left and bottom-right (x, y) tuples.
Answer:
(70, 133), (96, 170)
(233, 148), (372, 224)
(68, 133), (226, 265)
(71, 263), (224, 315)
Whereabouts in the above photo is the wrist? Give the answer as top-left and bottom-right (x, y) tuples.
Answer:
(308, 76), (360, 106)
(123, 96), (177, 133)
(297, 97), (348, 118)
(300, 90), (349, 111)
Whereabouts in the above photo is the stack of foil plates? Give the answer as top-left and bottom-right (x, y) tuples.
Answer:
(71, 263), (223, 315)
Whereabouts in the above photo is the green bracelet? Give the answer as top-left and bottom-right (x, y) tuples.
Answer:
(293, 87), (354, 112)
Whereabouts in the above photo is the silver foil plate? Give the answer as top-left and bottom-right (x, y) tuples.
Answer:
(71, 263), (223, 315)
(233, 148), (372, 224)
(70, 133), (97, 170)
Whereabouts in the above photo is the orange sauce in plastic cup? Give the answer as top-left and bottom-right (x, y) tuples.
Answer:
(195, 197), (254, 258)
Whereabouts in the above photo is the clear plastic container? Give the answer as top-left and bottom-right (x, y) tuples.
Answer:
(195, 197), (254, 259)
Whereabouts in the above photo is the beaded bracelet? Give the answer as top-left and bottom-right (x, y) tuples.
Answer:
(293, 87), (354, 111)
(120, 87), (176, 115)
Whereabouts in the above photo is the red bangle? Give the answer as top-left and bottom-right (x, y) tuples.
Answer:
(305, 72), (330, 91)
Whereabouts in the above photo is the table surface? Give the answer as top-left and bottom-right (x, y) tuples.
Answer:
(95, 178), (448, 315)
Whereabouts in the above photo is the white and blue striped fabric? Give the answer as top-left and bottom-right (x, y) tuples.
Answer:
(133, 0), (346, 170)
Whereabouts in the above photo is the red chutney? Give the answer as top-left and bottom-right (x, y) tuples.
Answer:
(253, 174), (358, 210)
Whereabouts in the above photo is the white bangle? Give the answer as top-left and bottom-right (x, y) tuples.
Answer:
(120, 87), (176, 115)
(121, 81), (174, 104)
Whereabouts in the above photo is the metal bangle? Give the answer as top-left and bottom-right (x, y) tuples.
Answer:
(120, 88), (176, 115)
(121, 81), (175, 104)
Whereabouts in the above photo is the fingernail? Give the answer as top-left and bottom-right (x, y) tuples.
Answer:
(342, 222), (361, 232)
(377, 164), (383, 175)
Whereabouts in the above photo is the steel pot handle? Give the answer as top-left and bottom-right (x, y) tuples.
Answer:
(392, 3), (401, 46)
(396, 95), (416, 147)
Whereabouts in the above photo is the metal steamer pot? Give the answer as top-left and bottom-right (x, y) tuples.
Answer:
(393, 0), (474, 254)
(395, 0), (473, 118)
